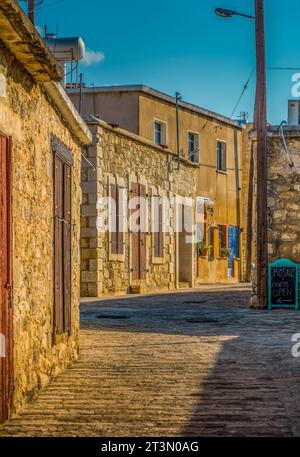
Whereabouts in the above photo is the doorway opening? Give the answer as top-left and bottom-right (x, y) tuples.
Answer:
(177, 203), (193, 287)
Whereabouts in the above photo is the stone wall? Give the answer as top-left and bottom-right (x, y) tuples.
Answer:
(251, 126), (300, 307)
(81, 120), (197, 297)
(0, 39), (82, 414)
(267, 127), (300, 262)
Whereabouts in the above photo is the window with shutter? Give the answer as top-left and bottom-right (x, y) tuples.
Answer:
(153, 196), (163, 258)
(110, 184), (118, 255)
(217, 141), (227, 172)
(52, 137), (73, 339)
(110, 184), (124, 256)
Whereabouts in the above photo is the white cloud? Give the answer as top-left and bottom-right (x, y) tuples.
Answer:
(82, 49), (105, 66)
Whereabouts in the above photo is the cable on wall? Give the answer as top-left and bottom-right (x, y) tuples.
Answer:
(279, 120), (294, 168)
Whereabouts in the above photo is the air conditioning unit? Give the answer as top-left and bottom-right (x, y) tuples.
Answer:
(288, 100), (300, 125)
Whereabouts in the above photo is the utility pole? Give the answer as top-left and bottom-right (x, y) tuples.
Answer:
(28, 0), (35, 25)
(254, 0), (268, 308)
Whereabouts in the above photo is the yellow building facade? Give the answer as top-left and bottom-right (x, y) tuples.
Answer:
(68, 85), (247, 285)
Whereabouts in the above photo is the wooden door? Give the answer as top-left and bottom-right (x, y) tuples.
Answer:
(53, 138), (72, 339)
(139, 184), (147, 280)
(0, 133), (12, 425)
(130, 183), (147, 280)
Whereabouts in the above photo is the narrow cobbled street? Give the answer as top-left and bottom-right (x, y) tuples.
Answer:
(1, 285), (300, 437)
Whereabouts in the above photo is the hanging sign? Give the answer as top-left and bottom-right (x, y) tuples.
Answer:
(268, 258), (299, 310)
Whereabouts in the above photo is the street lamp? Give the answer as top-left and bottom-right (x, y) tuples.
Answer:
(215, 1), (268, 309)
(215, 8), (255, 19)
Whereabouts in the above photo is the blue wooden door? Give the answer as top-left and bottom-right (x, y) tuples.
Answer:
(228, 226), (239, 277)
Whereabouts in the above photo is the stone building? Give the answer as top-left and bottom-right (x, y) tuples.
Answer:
(0, 0), (92, 424)
(69, 85), (247, 287)
(80, 117), (197, 296)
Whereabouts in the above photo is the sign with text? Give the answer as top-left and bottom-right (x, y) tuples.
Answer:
(268, 258), (299, 310)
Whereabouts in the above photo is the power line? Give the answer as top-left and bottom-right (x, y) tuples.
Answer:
(267, 67), (300, 71)
(230, 66), (255, 119)
(35, 0), (64, 11)
(229, 65), (299, 119)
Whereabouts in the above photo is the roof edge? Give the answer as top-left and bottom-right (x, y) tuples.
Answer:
(67, 84), (244, 129)
(0, 0), (63, 81)
(85, 114), (200, 168)
(43, 82), (92, 145)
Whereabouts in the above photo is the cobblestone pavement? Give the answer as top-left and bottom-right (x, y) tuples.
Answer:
(1, 284), (300, 437)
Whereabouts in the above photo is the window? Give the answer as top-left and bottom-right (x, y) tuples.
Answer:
(153, 196), (164, 258)
(188, 132), (199, 163)
(110, 184), (125, 255)
(217, 141), (227, 172)
(196, 197), (206, 253)
(154, 121), (166, 146)
(53, 137), (72, 338)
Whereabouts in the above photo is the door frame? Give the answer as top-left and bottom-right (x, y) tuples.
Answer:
(0, 132), (13, 425)
(176, 198), (195, 288)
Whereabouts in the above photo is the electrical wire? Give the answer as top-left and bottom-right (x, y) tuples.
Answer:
(35, 0), (64, 10)
(230, 66), (255, 119)
(279, 121), (294, 168)
(64, 62), (79, 79)
(268, 67), (300, 71)
(230, 66), (300, 120)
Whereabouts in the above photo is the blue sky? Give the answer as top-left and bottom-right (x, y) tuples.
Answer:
(24, 0), (300, 124)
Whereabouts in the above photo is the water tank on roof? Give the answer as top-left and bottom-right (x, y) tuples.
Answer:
(44, 36), (85, 62)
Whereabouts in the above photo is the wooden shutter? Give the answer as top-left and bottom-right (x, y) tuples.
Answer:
(117, 187), (124, 255)
(110, 184), (118, 254)
(153, 196), (159, 258)
(63, 165), (71, 333)
(154, 197), (163, 258)
(139, 184), (147, 278)
(222, 225), (227, 247)
(222, 143), (227, 171)
(52, 137), (73, 339)
(54, 156), (64, 335)
(131, 182), (139, 279)
(158, 202), (163, 258)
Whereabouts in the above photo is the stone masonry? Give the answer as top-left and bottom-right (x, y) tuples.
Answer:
(0, 15), (91, 418)
(80, 118), (198, 297)
(251, 126), (300, 307)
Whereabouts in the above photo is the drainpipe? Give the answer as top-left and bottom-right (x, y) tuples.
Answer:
(175, 92), (182, 171)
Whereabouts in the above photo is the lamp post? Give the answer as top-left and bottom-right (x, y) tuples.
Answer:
(215, 1), (268, 309)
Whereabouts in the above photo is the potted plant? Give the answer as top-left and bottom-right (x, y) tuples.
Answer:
(195, 240), (211, 257)
(220, 246), (232, 258)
